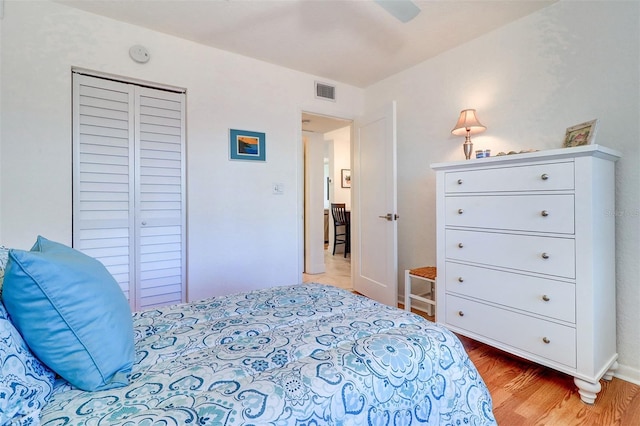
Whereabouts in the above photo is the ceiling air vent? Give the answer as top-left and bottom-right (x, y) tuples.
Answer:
(315, 82), (336, 101)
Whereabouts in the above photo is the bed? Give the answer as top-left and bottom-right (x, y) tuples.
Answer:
(1, 238), (496, 425)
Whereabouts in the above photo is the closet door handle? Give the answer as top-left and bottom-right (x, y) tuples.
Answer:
(457, 209), (464, 214)
(541, 210), (549, 217)
(458, 243), (464, 248)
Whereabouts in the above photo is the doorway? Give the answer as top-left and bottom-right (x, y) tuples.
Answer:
(301, 112), (352, 290)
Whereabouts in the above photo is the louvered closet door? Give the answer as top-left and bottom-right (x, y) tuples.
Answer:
(135, 87), (186, 309)
(73, 74), (136, 303)
(73, 73), (186, 311)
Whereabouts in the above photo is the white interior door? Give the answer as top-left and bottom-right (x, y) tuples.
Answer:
(303, 132), (326, 274)
(352, 102), (398, 306)
(134, 87), (186, 309)
(73, 74), (136, 304)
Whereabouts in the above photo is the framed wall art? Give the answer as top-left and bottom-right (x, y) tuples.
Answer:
(229, 129), (266, 161)
(563, 119), (598, 148)
(341, 169), (351, 188)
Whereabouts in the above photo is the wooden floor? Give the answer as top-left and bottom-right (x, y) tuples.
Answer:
(302, 253), (640, 425)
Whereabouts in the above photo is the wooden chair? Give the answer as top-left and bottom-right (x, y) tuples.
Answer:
(330, 203), (350, 257)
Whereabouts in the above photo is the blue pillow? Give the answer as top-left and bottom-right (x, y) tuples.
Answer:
(2, 236), (134, 392)
(0, 302), (55, 424)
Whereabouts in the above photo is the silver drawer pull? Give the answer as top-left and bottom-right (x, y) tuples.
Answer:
(541, 252), (549, 259)
(541, 173), (549, 180)
(542, 295), (550, 302)
(457, 179), (463, 185)
(458, 243), (464, 248)
(458, 277), (464, 283)
(457, 208), (464, 214)
(542, 337), (551, 344)
(458, 311), (464, 317)
(541, 210), (549, 217)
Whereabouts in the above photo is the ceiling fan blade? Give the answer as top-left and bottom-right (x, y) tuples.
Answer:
(374, 0), (421, 23)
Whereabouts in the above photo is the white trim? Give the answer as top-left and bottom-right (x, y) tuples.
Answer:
(72, 67), (186, 94)
(615, 364), (640, 386)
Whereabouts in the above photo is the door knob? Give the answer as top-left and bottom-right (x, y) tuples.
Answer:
(378, 213), (393, 221)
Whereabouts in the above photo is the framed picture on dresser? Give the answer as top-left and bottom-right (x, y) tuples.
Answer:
(563, 119), (598, 147)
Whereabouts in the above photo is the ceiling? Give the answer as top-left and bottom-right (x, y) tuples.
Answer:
(57, 0), (556, 88)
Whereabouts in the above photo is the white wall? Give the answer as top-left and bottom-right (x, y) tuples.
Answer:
(366, 1), (640, 383)
(0, 1), (363, 300)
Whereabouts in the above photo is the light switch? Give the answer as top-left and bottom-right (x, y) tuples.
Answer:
(272, 183), (284, 195)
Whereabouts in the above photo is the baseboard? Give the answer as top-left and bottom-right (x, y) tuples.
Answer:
(304, 263), (326, 275)
(615, 363), (640, 386)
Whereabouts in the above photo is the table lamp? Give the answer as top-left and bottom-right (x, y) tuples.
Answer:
(451, 109), (486, 159)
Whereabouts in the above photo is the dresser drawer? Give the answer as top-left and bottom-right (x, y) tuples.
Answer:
(445, 161), (574, 193)
(445, 295), (576, 368)
(445, 194), (575, 234)
(445, 229), (575, 278)
(445, 262), (575, 323)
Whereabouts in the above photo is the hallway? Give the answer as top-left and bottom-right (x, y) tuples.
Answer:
(302, 248), (351, 290)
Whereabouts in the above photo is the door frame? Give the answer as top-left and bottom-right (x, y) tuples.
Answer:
(72, 69), (187, 311)
(297, 108), (355, 281)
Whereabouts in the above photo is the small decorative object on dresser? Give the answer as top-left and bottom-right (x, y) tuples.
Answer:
(563, 119), (598, 147)
(431, 144), (621, 404)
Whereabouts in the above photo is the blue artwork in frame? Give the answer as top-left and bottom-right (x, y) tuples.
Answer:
(229, 129), (266, 161)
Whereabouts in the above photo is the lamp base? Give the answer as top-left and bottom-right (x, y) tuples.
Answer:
(463, 138), (473, 160)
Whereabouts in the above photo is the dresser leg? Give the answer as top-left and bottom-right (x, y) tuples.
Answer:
(602, 361), (618, 381)
(574, 377), (601, 404)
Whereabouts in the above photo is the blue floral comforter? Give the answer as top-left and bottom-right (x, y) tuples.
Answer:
(40, 284), (496, 425)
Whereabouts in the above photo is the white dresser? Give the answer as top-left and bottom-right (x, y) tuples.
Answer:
(431, 145), (620, 404)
